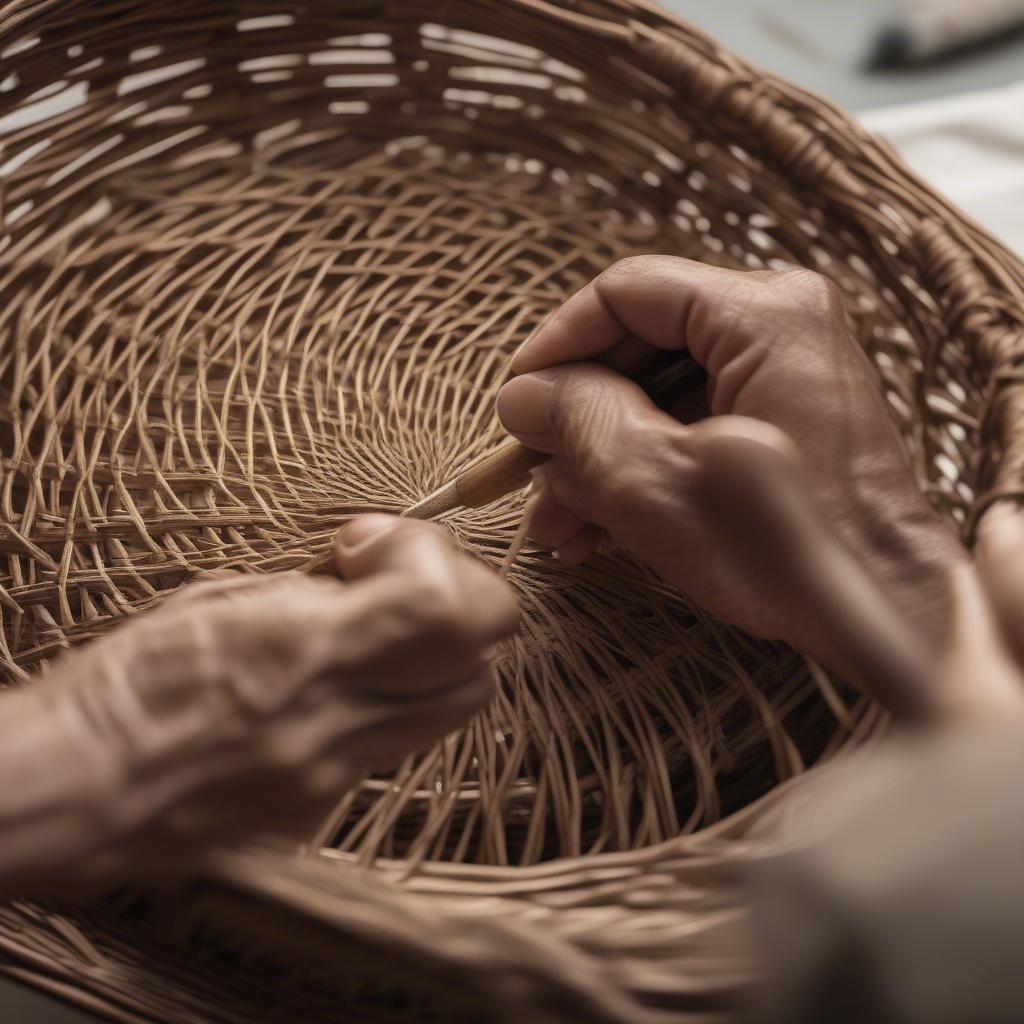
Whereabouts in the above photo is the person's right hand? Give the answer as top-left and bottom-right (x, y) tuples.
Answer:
(497, 256), (965, 673)
(0, 515), (518, 897)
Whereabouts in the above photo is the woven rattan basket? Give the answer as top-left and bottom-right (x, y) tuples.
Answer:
(2, 1), (1024, 1021)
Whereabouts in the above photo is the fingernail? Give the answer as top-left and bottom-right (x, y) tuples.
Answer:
(510, 336), (533, 372)
(511, 313), (555, 372)
(336, 514), (399, 555)
(496, 372), (555, 435)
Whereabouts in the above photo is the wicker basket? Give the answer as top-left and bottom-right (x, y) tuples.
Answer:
(2, 1), (1024, 1021)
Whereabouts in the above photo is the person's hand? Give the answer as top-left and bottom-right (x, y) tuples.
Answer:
(497, 256), (965, 671)
(691, 427), (1024, 721)
(0, 515), (518, 897)
(941, 506), (1024, 719)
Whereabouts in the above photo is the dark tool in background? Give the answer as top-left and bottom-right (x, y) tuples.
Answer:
(865, 0), (1024, 67)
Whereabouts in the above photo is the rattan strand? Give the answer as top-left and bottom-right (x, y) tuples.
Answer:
(2, 0), (1023, 1020)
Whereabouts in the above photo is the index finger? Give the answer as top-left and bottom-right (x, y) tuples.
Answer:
(976, 506), (1024, 668)
(694, 425), (938, 721)
(511, 255), (758, 375)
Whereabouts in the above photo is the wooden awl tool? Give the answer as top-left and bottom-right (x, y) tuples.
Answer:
(403, 351), (707, 520)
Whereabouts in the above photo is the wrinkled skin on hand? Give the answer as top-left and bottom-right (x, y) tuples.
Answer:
(498, 256), (965, 672)
(943, 507), (1024, 718)
(690, 429), (1024, 721)
(0, 516), (518, 898)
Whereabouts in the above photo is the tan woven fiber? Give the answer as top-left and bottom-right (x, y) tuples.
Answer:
(2, 0), (1024, 1021)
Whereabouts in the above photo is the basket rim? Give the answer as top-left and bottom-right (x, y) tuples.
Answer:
(2, 1), (1024, 1020)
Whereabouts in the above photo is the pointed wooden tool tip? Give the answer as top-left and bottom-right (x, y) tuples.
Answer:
(402, 480), (461, 520)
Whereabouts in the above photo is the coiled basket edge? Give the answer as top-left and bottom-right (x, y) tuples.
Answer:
(2, 0), (1024, 1021)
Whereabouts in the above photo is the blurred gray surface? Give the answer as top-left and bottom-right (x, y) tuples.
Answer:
(661, 0), (1024, 110)
(0, 980), (102, 1023)
(3, 2), (1022, 1023)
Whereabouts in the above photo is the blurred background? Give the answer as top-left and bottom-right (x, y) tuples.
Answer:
(662, 0), (1024, 252)
(663, 0), (1024, 108)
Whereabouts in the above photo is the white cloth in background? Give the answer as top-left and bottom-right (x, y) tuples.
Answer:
(860, 80), (1024, 255)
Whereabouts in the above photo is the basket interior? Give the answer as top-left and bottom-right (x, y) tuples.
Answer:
(0, 1), (986, 871)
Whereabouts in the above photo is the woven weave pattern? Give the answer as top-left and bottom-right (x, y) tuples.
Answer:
(2, 0), (1024, 1020)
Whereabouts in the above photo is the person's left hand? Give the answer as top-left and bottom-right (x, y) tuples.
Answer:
(0, 515), (518, 896)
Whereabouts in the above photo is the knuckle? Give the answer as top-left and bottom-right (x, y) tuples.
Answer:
(396, 558), (518, 651)
(553, 374), (623, 459)
(764, 267), (843, 325)
(569, 399), (649, 487)
(603, 254), (656, 281)
(401, 572), (475, 647)
(600, 254), (681, 294)
(391, 518), (450, 550)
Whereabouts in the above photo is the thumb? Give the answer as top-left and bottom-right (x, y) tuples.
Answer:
(496, 361), (662, 461)
(334, 515), (450, 582)
(333, 514), (521, 646)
